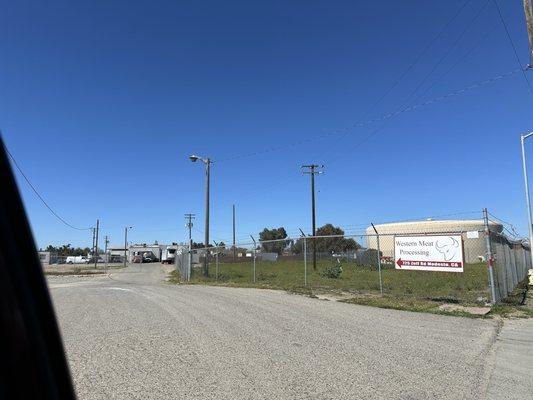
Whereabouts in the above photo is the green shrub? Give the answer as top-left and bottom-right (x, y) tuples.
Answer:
(321, 264), (343, 279)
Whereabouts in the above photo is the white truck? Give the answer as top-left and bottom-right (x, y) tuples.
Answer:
(161, 245), (178, 264)
(65, 255), (89, 264)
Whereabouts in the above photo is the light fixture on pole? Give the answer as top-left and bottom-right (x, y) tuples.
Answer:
(189, 154), (211, 277)
(520, 132), (533, 267)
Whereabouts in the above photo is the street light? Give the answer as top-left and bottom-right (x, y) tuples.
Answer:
(124, 226), (132, 268)
(521, 132), (533, 267)
(189, 154), (211, 277)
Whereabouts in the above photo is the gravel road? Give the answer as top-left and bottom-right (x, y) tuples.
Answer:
(47, 263), (518, 399)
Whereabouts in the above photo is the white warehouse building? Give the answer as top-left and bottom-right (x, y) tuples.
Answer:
(365, 219), (503, 264)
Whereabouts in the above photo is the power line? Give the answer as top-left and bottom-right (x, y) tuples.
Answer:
(215, 67), (519, 165)
(492, 0), (533, 96)
(397, 0), (492, 110)
(324, 68), (521, 166)
(214, 1), (485, 164)
(349, 0), (474, 132)
(322, 0), (492, 164)
(409, 22), (499, 107)
(211, 65), (518, 212)
(5, 146), (92, 231)
(316, 0), (477, 163)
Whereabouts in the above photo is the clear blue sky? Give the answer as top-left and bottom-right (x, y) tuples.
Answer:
(2, 0), (533, 248)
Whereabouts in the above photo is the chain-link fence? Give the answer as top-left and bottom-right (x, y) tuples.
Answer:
(178, 212), (530, 305)
(490, 232), (531, 303)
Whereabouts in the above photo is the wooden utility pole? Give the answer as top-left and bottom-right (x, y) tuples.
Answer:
(525, 0), (533, 65)
(301, 164), (324, 270)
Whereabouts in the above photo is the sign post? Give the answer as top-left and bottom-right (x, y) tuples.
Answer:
(394, 234), (464, 273)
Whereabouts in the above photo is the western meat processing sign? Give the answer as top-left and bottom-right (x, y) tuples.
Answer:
(394, 234), (464, 273)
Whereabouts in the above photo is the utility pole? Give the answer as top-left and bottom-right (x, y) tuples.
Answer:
(524, 0), (533, 65)
(189, 155), (211, 277)
(301, 164), (324, 270)
(104, 235), (109, 271)
(521, 132), (533, 268)
(124, 226), (132, 268)
(94, 219), (99, 268)
(185, 213), (195, 281)
(204, 158), (211, 276)
(232, 204), (236, 262)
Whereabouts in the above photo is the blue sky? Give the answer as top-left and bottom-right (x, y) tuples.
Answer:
(2, 0), (533, 248)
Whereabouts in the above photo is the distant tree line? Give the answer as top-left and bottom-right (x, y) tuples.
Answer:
(40, 244), (92, 256)
(191, 241), (226, 249)
(258, 224), (361, 254)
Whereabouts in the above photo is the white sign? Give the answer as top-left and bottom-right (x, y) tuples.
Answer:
(394, 234), (464, 273)
(466, 230), (479, 239)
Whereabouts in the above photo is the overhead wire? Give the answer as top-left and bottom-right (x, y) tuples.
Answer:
(317, 0), (488, 163)
(5, 146), (93, 231)
(322, 0), (492, 165)
(491, 0), (533, 96)
(210, 3), (518, 214)
(394, 0), (492, 111)
(408, 23), (499, 107)
(322, 67), (521, 167)
(214, 68), (519, 168)
(214, 1), (498, 165)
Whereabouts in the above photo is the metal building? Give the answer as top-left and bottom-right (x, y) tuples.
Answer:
(366, 219), (503, 263)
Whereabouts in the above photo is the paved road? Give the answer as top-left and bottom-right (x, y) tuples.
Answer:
(47, 264), (527, 399)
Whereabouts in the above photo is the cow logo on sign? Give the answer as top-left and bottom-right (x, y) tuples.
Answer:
(435, 237), (460, 261)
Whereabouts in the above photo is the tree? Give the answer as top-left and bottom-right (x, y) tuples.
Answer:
(314, 224), (361, 253)
(191, 242), (213, 249)
(259, 227), (289, 254)
(42, 244), (91, 256)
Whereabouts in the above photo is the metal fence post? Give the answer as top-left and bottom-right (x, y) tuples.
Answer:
(523, 245), (529, 279)
(371, 223), (383, 295)
(483, 208), (497, 304)
(304, 237), (308, 286)
(188, 247), (191, 281)
(216, 252), (219, 281)
(299, 229), (307, 286)
(213, 242), (219, 281)
(250, 235), (256, 283)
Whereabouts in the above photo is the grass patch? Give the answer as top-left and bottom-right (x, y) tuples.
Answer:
(488, 278), (533, 318)
(167, 269), (181, 284)
(173, 260), (490, 303)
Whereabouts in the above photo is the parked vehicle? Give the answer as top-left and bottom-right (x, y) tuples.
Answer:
(161, 246), (177, 264)
(65, 256), (89, 264)
(143, 255), (155, 263)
